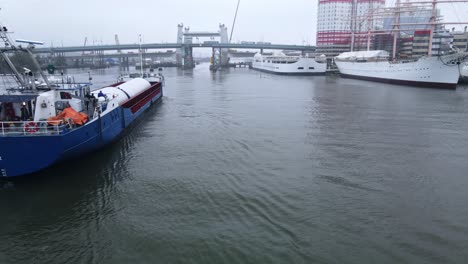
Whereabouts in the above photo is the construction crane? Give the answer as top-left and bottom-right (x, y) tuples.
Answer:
(229, 0), (240, 43)
(115, 34), (121, 54)
(82, 37), (87, 55)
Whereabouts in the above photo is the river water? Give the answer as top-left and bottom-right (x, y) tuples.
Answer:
(1, 65), (468, 263)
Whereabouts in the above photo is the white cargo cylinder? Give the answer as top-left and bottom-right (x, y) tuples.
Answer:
(92, 78), (152, 104)
(115, 78), (151, 98)
(93, 87), (128, 104)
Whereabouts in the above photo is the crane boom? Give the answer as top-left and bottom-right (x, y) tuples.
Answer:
(82, 37), (87, 55)
(115, 34), (121, 54)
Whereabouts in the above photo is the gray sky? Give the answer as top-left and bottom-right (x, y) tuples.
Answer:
(1, 0), (467, 48)
(1, 0), (318, 47)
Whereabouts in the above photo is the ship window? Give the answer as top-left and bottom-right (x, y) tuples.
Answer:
(309, 67), (315, 69)
(60, 92), (72, 99)
(298, 67), (304, 70)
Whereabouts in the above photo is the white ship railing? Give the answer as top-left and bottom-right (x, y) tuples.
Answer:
(0, 120), (73, 136)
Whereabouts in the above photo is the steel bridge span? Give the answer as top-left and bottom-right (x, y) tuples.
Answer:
(33, 43), (316, 54)
(31, 23), (316, 70)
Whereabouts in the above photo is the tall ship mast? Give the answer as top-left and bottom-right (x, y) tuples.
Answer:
(334, 0), (468, 89)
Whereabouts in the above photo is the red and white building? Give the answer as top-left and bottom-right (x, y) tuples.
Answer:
(316, 0), (385, 57)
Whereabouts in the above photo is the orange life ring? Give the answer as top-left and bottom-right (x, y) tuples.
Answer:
(25, 122), (39, 133)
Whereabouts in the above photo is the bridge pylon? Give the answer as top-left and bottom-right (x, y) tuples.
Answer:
(176, 23), (184, 68)
(209, 47), (221, 71)
(218, 24), (230, 68)
(177, 23), (231, 70)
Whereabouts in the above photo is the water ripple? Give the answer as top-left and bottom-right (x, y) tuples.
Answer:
(2, 66), (468, 263)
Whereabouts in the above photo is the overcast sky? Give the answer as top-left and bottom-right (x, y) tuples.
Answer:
(1, 0), (317, 47)
(1, 0), (467, 48)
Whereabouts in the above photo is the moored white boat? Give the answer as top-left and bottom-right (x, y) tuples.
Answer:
(252, 53), (327, 75)
(334, 0), (468, 89)
(335, 50), (466, 89)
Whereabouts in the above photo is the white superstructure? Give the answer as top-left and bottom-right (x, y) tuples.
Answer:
(252, 53), (327, 75)
(118, 72), (164, 84)
(460, 64), (468, 82)
(335, 50), (466, 88)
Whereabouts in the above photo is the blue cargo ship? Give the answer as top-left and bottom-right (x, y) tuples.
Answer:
(0, 25), (163, 177)
(0, 78), (163, 177)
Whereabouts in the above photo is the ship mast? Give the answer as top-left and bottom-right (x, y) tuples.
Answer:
(0, 25), (27, 87)
(22, 44), (52, 89)
(348, 0), (468, 59)
(350, 0), (357, 51)
(427, 0), (437, 56)
(139, 34), (143, 76)
(392, 0), (401, 60)
(366, 7), (373, 51)
(1, 13), (52, 90)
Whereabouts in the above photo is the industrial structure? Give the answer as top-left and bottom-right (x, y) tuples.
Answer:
(453, 29), (468, 51)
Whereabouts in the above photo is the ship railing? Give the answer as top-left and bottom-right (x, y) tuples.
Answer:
(92, 105), (103, 120)
(0, 120), (72, 136)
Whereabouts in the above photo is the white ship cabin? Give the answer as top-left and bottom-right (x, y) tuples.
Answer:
(335, 50), (390, 62)
(254, 52), (327, 64)
(316, 54), (327, 63)
(118, 72), (164, 84)
(0, 86), (93, 136)
(253, 52), (299, 64)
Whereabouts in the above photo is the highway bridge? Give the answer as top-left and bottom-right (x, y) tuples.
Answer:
(30, 23), (317, 70)
(32, 43), (316, 54)
(32, 42), (316, 70)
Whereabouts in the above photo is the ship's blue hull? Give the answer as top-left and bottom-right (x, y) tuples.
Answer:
(0, 83), (162, 177)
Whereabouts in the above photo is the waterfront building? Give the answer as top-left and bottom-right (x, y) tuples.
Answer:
(411, 30), (431, 57)
(373, 33), (394, 55)
(316, 0), (385, 58)
(411, 30), (453, 57)
(382, 8), (434, 32)
(399, 36), (414, 58)
(452, 30), (468, 51)
(380, 5), (450, 58)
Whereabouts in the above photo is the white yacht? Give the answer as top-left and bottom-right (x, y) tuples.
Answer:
(252, 53), (327, 75)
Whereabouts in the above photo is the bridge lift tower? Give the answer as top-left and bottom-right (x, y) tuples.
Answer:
(176, 23), (229, 70)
